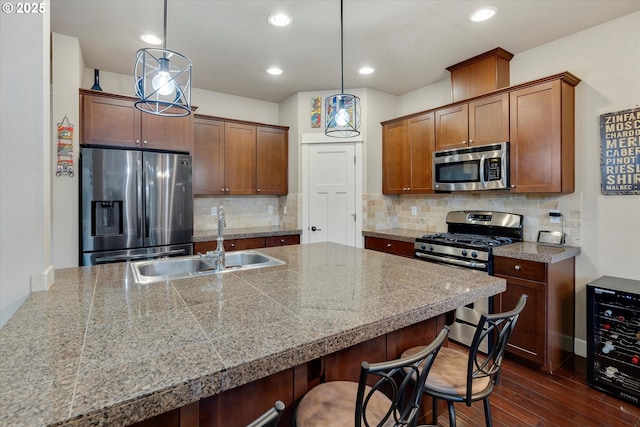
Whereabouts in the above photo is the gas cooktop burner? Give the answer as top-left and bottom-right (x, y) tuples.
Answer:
(420, 233), (514, 247)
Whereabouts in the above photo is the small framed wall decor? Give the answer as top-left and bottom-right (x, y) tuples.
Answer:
(599, 106), (640, 195)
(311, 97), (321, 128)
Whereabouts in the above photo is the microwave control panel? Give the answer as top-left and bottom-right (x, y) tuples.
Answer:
(487, 158), (502, 181)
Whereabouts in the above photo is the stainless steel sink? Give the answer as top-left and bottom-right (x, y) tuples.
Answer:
(131, 250), (285, 284)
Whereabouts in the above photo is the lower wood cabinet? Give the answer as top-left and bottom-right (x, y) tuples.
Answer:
(193, 234), (300, 253)
(493, 255), (575, 373)
(364, 236), (414, 258)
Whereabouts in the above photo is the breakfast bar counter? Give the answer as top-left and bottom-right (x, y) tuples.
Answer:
(0, 243), (506, 426)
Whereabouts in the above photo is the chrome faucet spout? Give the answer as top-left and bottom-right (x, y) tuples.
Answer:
(215, 205), (226, 270)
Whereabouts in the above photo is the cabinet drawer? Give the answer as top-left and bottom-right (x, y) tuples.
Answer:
(225, 238), (266, 251)
(493, 256), (546, 282)
(364, 237), (414, 258)
(265, 235), (300, 247)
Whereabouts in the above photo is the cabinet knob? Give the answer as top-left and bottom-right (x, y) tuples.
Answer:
(230, 243), (235, 248)
(386, 243), (392, 247)
(469, 139), (474, 144)
(143, 140), (148, 145)
(226, 188), (229, 192)
(514, 265), (521, 271)
(511, 184), (516, 188)
(257, 188), (261, 192)
(135, 140), (140, 145)
(221, 188), (225, 192)
(462, 140), (467, 145)
(280, 239), (285, 244)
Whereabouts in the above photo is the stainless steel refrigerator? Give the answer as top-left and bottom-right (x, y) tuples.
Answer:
(80, 147), (193, 266)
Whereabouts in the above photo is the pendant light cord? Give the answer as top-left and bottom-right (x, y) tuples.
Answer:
(340, 0), (344, 94)
(162, 0), (168, 51)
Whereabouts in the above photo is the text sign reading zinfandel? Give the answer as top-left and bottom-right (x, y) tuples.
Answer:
(600, 107), (640, 195)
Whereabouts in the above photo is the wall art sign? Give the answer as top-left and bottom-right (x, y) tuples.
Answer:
(599, 106), (640, 195)
(311, 97), (321, 128)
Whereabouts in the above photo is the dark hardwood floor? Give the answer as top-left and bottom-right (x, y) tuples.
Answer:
(431, 344), (640, 427)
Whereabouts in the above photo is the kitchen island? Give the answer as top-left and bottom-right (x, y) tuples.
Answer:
(0, 243), (506, 426)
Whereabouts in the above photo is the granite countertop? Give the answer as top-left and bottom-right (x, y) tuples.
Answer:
(493, 242), (581, 263)
(192, 226), (302, 243)
(0, 242), (505, 427)
(362, 228), (422, 243)
(362, 228), (581, 264)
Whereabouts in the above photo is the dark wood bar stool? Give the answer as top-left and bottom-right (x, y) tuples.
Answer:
(402, 294), (527, 427)
(295, 326), (449, 427)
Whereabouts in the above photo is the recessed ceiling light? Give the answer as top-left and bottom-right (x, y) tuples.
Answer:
(268, 13), (291, 27)
(359, 67), (375, 75)
(139, 34), (163, 45)
(469, 7), (497, 22)
(267, 67), (283, 75)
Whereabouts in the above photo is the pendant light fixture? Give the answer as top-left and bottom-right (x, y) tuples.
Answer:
(325, 0), (360, 138)
(134, 0), (192, 117)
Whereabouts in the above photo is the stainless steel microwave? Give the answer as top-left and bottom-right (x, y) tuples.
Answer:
(433, 142), (509, 191)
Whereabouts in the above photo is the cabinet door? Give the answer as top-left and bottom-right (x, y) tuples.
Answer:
(141, 112), (192, 153)
(256, 126), (288, 195)
(382, 120), (409, 194)
(82, 94), (141, 148)
(408, 113), (435, 193)
(468, 93), (509, 146)
(193, 118), (225, 195)
(224, 122), (256, 194)
(498, 275), (547, 366)
(435, 104), (469, 151)
(509, 81), (563, 192)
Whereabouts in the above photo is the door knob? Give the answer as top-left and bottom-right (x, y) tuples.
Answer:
(311, 226), (322, 231)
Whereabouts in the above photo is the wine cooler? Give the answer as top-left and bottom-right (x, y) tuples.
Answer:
(587, 275), (640, 406)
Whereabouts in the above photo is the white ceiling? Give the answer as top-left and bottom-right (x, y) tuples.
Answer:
(51, 0), (640, 103)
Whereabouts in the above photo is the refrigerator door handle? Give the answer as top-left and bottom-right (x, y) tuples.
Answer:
(94, 249), (188, 263)
(137, 156), (143, 239)
(144, 158), (150, 239)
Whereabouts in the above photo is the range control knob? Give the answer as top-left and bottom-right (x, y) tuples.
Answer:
(428, 245), (434, 251)
(471, 251), (478, 258)
(461, 250), (468, 257)
(420, 243), (426, 250)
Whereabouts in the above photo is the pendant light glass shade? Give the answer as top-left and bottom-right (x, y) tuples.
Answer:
(325, 0), (360, 138)
(325, 94), (360, 137)
(134, 0), (192, 117)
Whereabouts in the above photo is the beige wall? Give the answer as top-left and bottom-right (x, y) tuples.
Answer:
(0, 3), (51, 326)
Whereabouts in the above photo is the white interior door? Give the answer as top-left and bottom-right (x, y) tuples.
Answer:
(307, 143), (356, 246)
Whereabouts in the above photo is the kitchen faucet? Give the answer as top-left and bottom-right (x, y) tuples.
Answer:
(200, 204), (226, 271)
(215, 204), (226, 270)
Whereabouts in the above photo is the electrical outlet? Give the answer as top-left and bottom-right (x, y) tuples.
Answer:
(268, 205), (274, 214)
(283, 206), (287, 215)
(549, 209), (561, 224)
(211, 206), (217, 216)
(411, 206), (417, 216)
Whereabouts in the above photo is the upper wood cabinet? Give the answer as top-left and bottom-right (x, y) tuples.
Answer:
(193, 115), (288, 196)
(80, 90), (192, 153)
(382, 112), (435, 194)
(193, 118), (224, 195)
(434, 93), (509, 151)
(224, 122), (256, 195)
(256, 126), (288, 195)
(509, 75), (578, 193)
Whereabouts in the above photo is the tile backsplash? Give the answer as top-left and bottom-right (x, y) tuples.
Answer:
(363, 192), (582, 246)
(194, 194), (301, 231)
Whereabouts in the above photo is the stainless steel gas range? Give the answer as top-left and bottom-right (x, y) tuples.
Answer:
(414, 210), (523, 350)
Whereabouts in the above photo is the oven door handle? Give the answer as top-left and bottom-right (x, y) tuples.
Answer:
(479, 155), (487, 189)
(414, 252), (487, 270)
